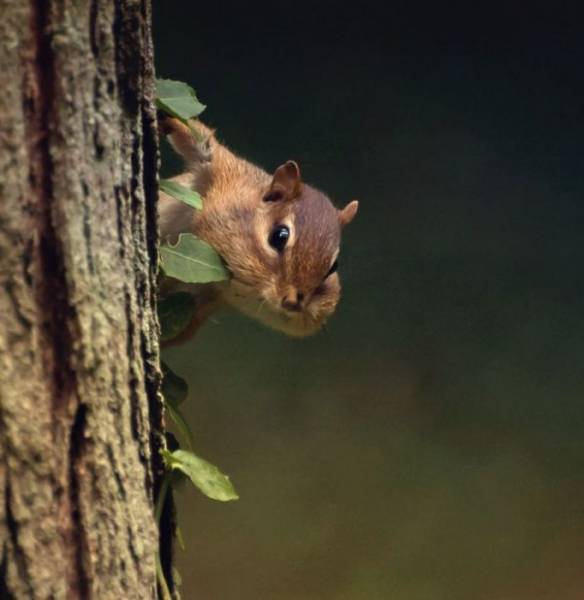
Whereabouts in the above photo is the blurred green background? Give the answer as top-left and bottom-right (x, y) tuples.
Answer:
(154, 4), (584, 599)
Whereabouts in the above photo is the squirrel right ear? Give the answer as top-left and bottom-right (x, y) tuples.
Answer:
(264, 160), (302, 202)
(339, 200), (359, 226)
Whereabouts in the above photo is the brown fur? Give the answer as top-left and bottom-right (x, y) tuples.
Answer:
(158, 116), (358, 342)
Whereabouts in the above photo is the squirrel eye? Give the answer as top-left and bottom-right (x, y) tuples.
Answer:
(268, 225), (290, 252)
(326, 259), (338, 277)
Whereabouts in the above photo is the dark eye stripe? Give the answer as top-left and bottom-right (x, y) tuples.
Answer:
(326, 259), (338, 277)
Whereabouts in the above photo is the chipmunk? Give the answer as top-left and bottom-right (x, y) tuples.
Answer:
(158, 116), (358, 344)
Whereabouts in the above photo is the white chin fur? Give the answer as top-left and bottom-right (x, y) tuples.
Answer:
(221, 288), (324, 337)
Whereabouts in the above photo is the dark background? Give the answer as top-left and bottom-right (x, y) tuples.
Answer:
(154, 4), (584, 599)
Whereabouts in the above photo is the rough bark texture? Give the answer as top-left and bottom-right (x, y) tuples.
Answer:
(0, 0), (164, 598)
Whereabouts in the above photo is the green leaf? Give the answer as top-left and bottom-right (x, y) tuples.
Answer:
(175, 526), (186, 552)
(161, 362), (194, 449)
(158, 293), (197, 342)
(173, 566), (183, 585)
(163, 449), (239, 502)
(160, 361), (189, 406)
(160, 234), (230, 284)
(156, 79), (206, 122)
(166, 401), (194, 451)
(159, 179), (203, 210)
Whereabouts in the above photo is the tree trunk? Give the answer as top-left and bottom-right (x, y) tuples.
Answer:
(0, 1), (165, 598)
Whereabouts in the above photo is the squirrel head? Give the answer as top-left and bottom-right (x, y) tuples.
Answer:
(197, 160), (359, 336)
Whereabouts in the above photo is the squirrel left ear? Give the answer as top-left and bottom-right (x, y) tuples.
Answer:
(339, 200), (359, 226)
(264, 160), (302, 202)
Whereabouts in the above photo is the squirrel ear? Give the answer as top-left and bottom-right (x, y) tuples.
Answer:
(264, 160), (302, 202)
(339, 200), (359, 226)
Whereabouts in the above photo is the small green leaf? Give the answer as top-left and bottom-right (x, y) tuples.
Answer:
(160, 234), (230, 284)
(175, 528), (186, 552)
(161, 362), (194, 449)
(166, 401), (194, 451)
(158, 293), (197, 342)
(159, 179), (203, 210)
(156, 79), (206, 122)
(160, 361), (189, 406)
(163, 449), (239, 502)
(173, 566), (183, 585)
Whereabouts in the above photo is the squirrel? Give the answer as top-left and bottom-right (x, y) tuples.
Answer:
(158, 116), (359, 345)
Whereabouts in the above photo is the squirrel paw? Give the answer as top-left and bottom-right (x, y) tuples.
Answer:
(158, 113), (213, 166)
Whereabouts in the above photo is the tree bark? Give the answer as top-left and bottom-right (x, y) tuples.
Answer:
(0, 1), (164, 598)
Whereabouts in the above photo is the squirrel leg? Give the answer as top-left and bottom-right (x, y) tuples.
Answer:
(157, 116), (217, 240)
(160, 290), (220, 348)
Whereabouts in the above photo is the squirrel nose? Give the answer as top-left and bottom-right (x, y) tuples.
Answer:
(282, 291), (305, 312)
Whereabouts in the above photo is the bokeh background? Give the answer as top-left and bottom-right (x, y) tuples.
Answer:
(154, 4), (584, 599)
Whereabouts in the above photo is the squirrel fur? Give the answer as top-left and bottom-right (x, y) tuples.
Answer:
(158, 117), (358, 344)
